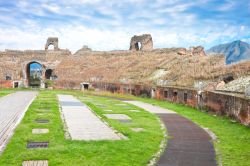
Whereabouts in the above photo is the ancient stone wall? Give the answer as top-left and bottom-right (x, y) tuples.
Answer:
(245, 85), (250, 97)
(90, 82), (250, 126)
(204, 91), (250, 125)
(0, 45), (71, 88)
(190, 46), (206, 56)
(177, 46), (206, 56)
(129, 34), (153, 51)
(155, 86), (198, 107)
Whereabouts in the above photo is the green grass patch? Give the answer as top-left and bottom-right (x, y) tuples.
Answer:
(0, 88), (15, 97)
(88, 91), (250, 166)
(0, 90), (164, 165)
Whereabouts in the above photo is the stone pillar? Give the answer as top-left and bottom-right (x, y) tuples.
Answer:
(245, 85), (250, 97)
(151, 88), (156, 98)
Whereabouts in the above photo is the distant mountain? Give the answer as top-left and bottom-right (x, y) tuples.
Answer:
(206, 40), (250, 64)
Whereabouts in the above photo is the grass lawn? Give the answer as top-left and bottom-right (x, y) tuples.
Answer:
(0, 90), (164, 165)
(88, 91), (250, 166)
(0, 88), (15, 97)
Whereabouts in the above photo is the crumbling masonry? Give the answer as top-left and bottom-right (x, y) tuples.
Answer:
(0, 36), (249, 126)
(45, 37), (59, 50)
(129, 34), (153, 51)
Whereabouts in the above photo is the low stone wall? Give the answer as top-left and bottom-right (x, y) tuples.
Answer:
(91, 82), (250, 126)
(204, 91), (250, 126)
(154, 86), (198, 107)
(91, 82), (152, 97)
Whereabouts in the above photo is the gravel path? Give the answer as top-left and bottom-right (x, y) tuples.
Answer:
(0, 91), (37, 153)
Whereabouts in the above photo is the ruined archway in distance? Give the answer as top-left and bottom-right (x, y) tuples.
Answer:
(45, 37), (59, 50)
(26, 62), (43, 87)
(47, 44), (55, 50)
(136, 42), (142, 51)
(129, 34), (153, 51)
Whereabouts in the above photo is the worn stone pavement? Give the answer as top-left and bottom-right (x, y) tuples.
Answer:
(57, 94), (121, 140)
(0, 91), (37, 153)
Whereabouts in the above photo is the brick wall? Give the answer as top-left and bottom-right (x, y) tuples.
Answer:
(155, 87), (198, 107)
(90, 82), (250, 126)
(0, 80), (12, 88)
(204, 91), (250, 126)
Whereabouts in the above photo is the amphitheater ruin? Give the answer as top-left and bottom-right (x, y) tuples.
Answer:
(0, 35), (249, 126)
(0, 34), (207, 89)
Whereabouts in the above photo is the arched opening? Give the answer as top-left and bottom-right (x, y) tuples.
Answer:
(135, 42), (142, 51)
(45, 69), (53, 79)
(223, 75), (234, 84)
(138, 42), (142, 50)
(47, 44), (55, 50)
(26, 62), (42, 87)
(5, 75), (12, 80)
(173, 91), (178, 102)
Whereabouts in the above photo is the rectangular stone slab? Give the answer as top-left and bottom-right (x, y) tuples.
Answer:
(57, 95), (122, 140)
(32, 129), (49, 134)
(27, 142), (49, 149)
(35, 119), (49, 123)
(22, 160), (48, 166)
(104, 114), (131, 120)
(131, 128), (144, 132)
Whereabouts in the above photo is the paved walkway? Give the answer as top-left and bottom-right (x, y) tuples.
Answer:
(124, 101), (176, 114)
(0, 91), (37, 153)
(58, 95), (121, 140)
(125, 100), (217, 166)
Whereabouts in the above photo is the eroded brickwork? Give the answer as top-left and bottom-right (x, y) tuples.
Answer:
(129, 34), (153, 51)
(204, 91), (250, 125)
(91, 82), (250, 126)
(0, 47), (71, 87)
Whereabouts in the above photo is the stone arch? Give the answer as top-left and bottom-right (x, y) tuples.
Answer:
(45, 37), (59, 50)
(133, 42), (142, 51)
(129, 34), (153, 51)
(25, 61), (43, 87)
(47, 44), (55, 50)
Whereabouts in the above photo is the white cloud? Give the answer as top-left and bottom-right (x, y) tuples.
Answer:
(42, 3), (61, 13)
(0, 0), (249, 52)
(156, 2), (195, 13)
(0, 22), (248, 53)
(0, 25), (131, 52)
(217, 0), (236, 11)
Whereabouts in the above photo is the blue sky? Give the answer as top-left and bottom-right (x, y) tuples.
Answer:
(30, 63), (42, 70)
(0, 0), (249, 52)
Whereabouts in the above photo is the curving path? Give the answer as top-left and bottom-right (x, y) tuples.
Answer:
(124, 100), (217, 166)
(0, 91), (37, 153)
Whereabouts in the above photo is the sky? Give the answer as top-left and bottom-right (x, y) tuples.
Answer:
(0, 0), (249, 52)
(30, 63), (42, 70)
